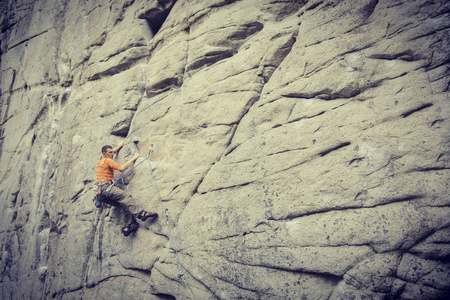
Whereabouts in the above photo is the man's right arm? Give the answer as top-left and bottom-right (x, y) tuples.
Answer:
(112, 141), (125, 154)
(118, 154), (140, 172)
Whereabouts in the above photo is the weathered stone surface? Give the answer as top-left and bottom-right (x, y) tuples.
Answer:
(1, 0), (449, 299)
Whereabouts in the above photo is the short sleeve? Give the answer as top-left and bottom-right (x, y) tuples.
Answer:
(105, 158), (123, 171)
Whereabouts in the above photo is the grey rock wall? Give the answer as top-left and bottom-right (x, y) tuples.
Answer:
(0, 0), (449, 299)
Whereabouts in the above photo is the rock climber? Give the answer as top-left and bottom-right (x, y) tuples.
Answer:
(95, 141), (158, 236)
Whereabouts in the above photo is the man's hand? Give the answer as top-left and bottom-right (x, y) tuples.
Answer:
(132, 153), (140, 161)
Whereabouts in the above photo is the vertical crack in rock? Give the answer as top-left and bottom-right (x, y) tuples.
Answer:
(361, 0), (379, 23)
(80, 209), (103, 296)
(224, 32), (300, 157)
(259, 30), (298, 84)
(0, 69), (16, 158)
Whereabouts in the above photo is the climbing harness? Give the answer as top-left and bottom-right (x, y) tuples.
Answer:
(93, 147), (197, 299)
(93, 155), (149, 207)
(93, 180), (113, 207)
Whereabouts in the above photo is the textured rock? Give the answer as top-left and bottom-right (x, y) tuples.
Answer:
(0, 0), (449, 299)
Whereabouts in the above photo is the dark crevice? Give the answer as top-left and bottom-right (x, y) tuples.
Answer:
(31, 131), (37, 145)
(384, 194), (424, 203)
(426, 56), (450, 74)
(319, 142), (351, 157)
(268, 147), (308, 157)
(224, 124), (238, 151)
(101, 43), (148, 63)
(200, 181), (252, 195)
(30, 103), (49, 129)
(305, 1), (324, 11)
(349, 157), (365, 166)
(226, 21), (263, 41)
(150, 107), (170, 122)
(88, 54), (148, 81)
(86, 274), (146, 289)
(409, 166), (449, 172)
(211, 233), (241, 241)
(409, 24), (450, 42)
(223, 93), (261, 158)
(187, 50), (234, 72)
(192, 173), (206, 195)
(111, 126), (131, 137)
(430, 119), (444, 127)
(401, 103), (433, 118)
(361, 0), (379, 21)
(1, 69), (16, 128)
(7, 29), (49, 50)
(110, 111), (135, 137)
(369, 49), (421, 62)
(282, 79), (376, 100)
(11, 210), (17, 223)
(147, 78), (181, 97)
(51, 285), (84, 299)
(287, 111), (326, 124)
(1, 19), (17, 34)
(154, 293), (176, 300)
(138, 0), (176, 35)
(112, 0), (136, 27)
(121, 265), (152, 277)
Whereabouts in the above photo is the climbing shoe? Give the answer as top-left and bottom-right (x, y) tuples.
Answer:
(138, 210), (158, 221)
(122, 223), (139, 237)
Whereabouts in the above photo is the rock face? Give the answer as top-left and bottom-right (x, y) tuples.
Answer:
(0, 0), (449, 299)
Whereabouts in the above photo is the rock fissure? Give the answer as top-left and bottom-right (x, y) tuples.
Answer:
(87, 273), (147, 289)
(272, 194), (432, 223)
(401, 102), (433, 118)
(7, 29), (50, 50)
(217, 252), (343, 283)
(409, 166), (450, 173)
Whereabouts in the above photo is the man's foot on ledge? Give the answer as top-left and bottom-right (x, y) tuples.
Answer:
(122, 223), (139, 237)
(138, 210), (158, 221)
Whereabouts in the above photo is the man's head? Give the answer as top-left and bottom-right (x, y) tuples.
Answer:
(102, 145), (114, 159)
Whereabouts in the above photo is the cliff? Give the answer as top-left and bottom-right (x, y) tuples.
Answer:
(0, 0), (449, 299)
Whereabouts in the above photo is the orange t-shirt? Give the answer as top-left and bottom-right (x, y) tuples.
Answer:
(96, 158), (122, 183)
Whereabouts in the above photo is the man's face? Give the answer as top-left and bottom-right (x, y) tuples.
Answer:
(103, 148), (114, 159)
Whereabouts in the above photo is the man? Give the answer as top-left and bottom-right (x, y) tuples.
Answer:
(96, 141), (158, 236)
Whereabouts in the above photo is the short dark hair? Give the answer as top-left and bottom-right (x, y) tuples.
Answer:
(102, 145), (112, 154)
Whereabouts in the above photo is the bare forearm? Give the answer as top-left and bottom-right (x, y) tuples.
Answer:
(119, 154), (140, 171)
(112, 141), (125, 153)
(120, 160), (133, 171)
